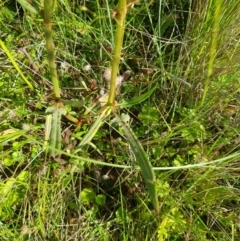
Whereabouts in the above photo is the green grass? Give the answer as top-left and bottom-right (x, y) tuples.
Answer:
(1, 0), (240, 240)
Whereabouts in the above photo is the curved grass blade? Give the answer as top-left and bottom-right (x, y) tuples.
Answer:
(118, 86), (156, 108)
(115, 113), (159, 213)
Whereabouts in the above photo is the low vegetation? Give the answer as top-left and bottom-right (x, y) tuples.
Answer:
(1, 0), (240, 240)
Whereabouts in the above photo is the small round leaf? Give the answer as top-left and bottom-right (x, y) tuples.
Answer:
(95, 194), (106, 206)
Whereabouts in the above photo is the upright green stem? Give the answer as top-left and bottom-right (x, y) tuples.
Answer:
(107, 0), (127, 105)
(44, 0), (60, 98)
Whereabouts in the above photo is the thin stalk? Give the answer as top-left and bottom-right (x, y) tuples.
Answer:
(107, 0), (127, 105)
(44, 0), (60, 98)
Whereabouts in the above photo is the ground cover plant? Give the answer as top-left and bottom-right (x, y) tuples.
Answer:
(1, 0), (240, 240)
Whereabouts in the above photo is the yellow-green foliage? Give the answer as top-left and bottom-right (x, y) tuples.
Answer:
(157, 207), (187, 241)
(0, 171), (28, 220)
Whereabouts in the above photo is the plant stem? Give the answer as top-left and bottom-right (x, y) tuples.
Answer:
(107, 0), (127, 105)
(44, 0), (60, 99)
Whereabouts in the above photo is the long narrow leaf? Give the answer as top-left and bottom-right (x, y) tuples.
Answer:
(119, 86), (156, 108)
(115, 113), (159, 213)
(43, 114), (52, 150)
(47, 104), (66, 156)
(16, 0), (38, 14)
(79, 106), (112, 147)
(0, 129), (26, 144)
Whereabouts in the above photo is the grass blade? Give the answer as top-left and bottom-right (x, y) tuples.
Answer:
(79, 106), (112, 147)
(0, 129), (26, 144)
(0, 40), (33, 90)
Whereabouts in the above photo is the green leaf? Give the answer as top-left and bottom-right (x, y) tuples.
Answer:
(80, 188), (96, 204)
(119, 86), (156, 108)
(180, 121), (206, 143)
(48, 104), (67, 156)
(159, 14), (178, 37)
(79, 106), (111, 146)
(115, 207), (127, 223)
(95, 194), (106, 206)
(115, 114), (159, 213)
(3, 157), (15, 167)
(0, 129), (26, 144)
(0, 171), (28, 211)
(138, 105), (159, 125)
(16, 0), (38, 14)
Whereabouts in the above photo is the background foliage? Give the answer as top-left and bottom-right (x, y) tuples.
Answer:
(1, 0), (240, 240)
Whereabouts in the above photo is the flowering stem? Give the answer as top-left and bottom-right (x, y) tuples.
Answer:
(107, 0), (127, 105)
(44, 0), (61, 99)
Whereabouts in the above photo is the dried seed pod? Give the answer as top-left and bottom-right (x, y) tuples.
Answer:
(103, 68), (111, 82)
(83, 64), (92, 72)
(103, 68), (131, 90)
(90, 79), (97, 90)
(123, 70), (131, 81)
(140, 68), (154, 76)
